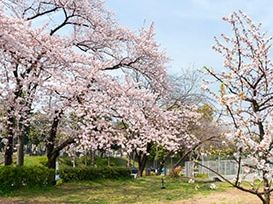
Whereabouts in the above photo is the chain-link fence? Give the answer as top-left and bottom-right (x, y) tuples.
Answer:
(185, 159), (256, 181)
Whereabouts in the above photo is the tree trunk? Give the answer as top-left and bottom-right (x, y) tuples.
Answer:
(45, 110), (76, 185)
(4, 109), (16, 166)
(46, 110), (75, 169)
(262, 195), (270, 204)
(262, 198), (270, 204)
(46, 110), (62, 169)
(45, 110), (62, 185)
(137, 153), (147, 177)
(4, 136), (13, 165)
(47, 143), (58, 186)
(16, 107), (31, 166)
(127, 154), (131, 168)
(47, 152), (59, 185)
(47, 147), (56, 170)
(16, 135), (24, 166)
(136, 143), (152, 177)
(47, 153), (58, 170)
(262, 178), (271, 204)
(91, 150), (96, 166)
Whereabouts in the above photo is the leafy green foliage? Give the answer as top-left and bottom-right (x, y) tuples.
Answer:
(195, 173), (209, 179)
(206, 147), (235, 159)
(59, 166), (131, 182)
(197, 103), (214, 121)
(59, 156), (127, 168)
(148, 145), (166, 161)
(0, 166), (54, 193)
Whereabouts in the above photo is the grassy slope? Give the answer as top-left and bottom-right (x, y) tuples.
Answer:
(0, 177), (230, 204)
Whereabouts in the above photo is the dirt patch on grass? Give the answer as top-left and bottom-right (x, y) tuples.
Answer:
(173, 188), (265, 204)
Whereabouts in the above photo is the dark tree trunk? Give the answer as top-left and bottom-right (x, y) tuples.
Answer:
(45, 110), (62, 185)
(47, 152), (59, 185)
(136, 143), (152, 177)
(262, 197), (270, 204)
(262, 178), (271, 204)
(127, 154), (131, 168)
(4, 136), (13, 166)
(16, 135), (24, 166)
(137, 153), (148, 177)
(46, 150), (56, 169)
(5, 66), (24, 166)
(47, 137), (76, 170)
(47, 153), (59, 169)
(16, 105), (31, 166)
(46, 110), (62, 169)
(91, 150), (96, 166)
(46, 110), (75, 168)
(4, 108), (16, 166)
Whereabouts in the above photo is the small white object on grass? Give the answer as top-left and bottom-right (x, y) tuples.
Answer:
(209, 183), (217, 190)
(188, 178), (195, 184)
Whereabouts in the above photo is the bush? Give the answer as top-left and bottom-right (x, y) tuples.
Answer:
(59, 156), (128, 168)
(169, 166), (182, 178)
(0, 166), (55, 193)
(59, 166), (131, 182)
(95, 157), (127, 167)
(195, 173), (209, 179)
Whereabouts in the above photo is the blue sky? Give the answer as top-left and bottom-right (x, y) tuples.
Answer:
(106, 0), (273, 74)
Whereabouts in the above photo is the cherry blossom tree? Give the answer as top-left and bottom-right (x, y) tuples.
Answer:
(73, 76), (200, 176)
(0, 13), (71, 165)
(171, 104), (223, 170)
(153, 70), (217, 174)
(0, 0), (167, 166)
(205, 11), (273, 204)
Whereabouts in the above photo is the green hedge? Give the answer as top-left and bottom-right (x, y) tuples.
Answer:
(59, 156), (127, 168)
(59, 166), (131, 182)
(0, 166), (55, 193)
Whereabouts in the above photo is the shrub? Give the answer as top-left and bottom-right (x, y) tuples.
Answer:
(0, 166), (55, 193)
(169, 166), (182, 178)
(58, 156), (74, 167)
(95, 157), (127, 167)
(59, 166), (131, 182)
(59, 156), (128, 168)
(195, 173), (209, 179)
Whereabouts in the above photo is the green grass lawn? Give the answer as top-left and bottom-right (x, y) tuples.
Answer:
(24, 155), (48, 166)
(0, 177), (231, 204)
(0, 155), (232, 203)
(0, 155), (48, 167)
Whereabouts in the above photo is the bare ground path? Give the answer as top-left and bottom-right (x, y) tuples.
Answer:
(171, 188), (265, 204)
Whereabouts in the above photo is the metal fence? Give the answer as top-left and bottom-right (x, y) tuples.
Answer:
(185, 159), (255, 181)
